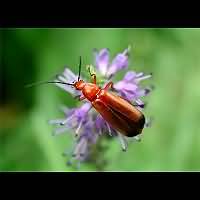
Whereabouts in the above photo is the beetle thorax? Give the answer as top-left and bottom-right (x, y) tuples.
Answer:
(82, 83), (100, 101)
(74, 80), (85, 90)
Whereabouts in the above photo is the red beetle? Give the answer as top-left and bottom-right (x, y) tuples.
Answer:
(26, 57), (145, 137)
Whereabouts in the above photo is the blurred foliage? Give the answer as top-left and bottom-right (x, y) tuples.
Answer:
(1, 28), (200, 171)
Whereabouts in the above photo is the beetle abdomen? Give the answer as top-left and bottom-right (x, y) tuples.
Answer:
(107, 105), (145, 137)
(126, 114), (145, 137)
(92, 94), (145, 137)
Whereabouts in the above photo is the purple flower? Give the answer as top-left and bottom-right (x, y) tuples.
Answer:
(95, 114), (117, 137)
(49, 46), (152, 167)
(114, 71), (152, 106)
(94, 48), (110, 77)
(70, 121), (99, 164)
(55, 68), (81, 96)
(94, 46), (130, 78)
(49, 102), (92, 137)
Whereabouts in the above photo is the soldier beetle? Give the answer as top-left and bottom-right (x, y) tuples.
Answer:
(26, 56), (145, 138)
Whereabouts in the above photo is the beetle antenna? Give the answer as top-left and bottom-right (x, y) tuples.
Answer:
(78, 56), (81, 81)
(25, 81), (74, 88)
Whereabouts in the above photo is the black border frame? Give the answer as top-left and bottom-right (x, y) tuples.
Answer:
(1, 11), (200, 196)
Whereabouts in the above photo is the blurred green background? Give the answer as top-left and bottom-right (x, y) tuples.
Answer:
(1, 28), (200, 171)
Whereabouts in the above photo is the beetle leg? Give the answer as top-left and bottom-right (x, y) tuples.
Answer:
(91, 74), (96, 84)
(79, 96), (86, 101)
(87, 65), (96, 84)
(74, 95), (86, 101)
(133, 103), (145, 108)
(103, 81), (114, 91)
(74, 95), (80, 99)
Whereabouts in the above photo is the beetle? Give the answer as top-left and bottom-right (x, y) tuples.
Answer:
(26, 56), (145, 138)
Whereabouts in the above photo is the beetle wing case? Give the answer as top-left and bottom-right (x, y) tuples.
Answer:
(92, 90), (145, 137)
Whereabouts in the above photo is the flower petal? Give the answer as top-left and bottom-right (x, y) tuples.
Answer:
(114, 81), (138, 92)
(73, 137), (87, 156)
(48, 119), (66, 125)
(117, 133), (128, 151)
(135, 73), (152, 83)
(136, 88), (151, 97)
(55, 81), (80, 96)
(95, 115), (105, 131)
(75, 103), (92, 120)
(107, 49), (129, 78)
(63, 68), (78, 82)
(55, 68), (81, 96)
(53, 126), (70, 136)
(95, 48), (110, 76)
(124, 71), (137, 82)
